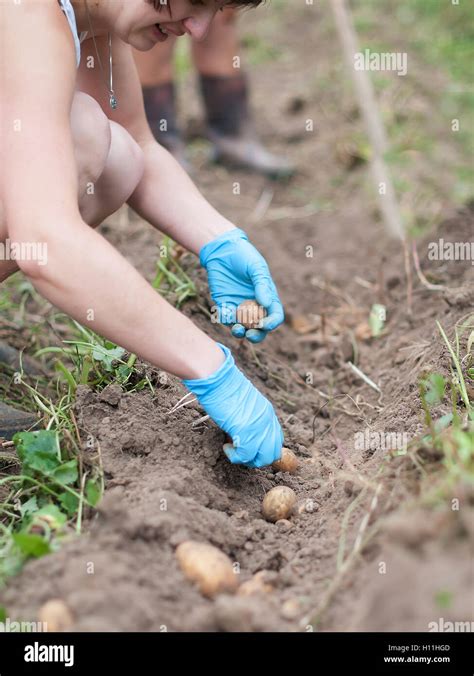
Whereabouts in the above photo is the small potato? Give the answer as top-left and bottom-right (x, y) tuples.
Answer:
(236, 300), (267, 330)
(262, 486), (297, 523)
(237, 571), (274, 597)
(38, 599), (74, 632)
(176, 541), (238, 598)
(281, 598), (302, 620)
(272, 447), (299, 474)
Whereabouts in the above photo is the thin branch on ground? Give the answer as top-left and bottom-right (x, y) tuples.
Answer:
(412, 241), (445, 291)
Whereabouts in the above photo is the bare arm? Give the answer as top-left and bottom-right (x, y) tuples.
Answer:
(1, 0), (223, 379)
(76, 37), (236, 255)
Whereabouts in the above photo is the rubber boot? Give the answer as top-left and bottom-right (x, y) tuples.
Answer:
(142, 82), (191, 172)
(0, 340), (44, 376)
(0, 401), (38, 441)
(0, 341), (41, 440)
(199, 73), (295, 180)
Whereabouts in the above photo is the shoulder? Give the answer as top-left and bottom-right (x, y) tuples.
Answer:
(1, 0), (77, 111)
(3, 0), (66, 26)
(2, 0), (76, 59)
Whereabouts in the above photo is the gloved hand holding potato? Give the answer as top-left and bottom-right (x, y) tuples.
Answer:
(199, 228), (284, 344)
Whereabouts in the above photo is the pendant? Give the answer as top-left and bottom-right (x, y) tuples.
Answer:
(109, 94), (118, 110)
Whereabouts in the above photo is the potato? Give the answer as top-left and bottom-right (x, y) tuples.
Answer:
(175, 541), (238, 598)
(272, 447), (299, 474)
(262, 486), (297, 523)
(281, 598), (302, 620)
(237, 571), (274, 597)
(38, 599), (74, 632)
(236, 300), (267, 330)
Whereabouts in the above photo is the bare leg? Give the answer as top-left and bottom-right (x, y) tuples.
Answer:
(1, 93), (109, 279)
(1, 93), (145, 276)
(1, 92), (225, 379)
(191, 7), (239, 76)
(194, 9), (295, 178)
(133, 38), (191, 167)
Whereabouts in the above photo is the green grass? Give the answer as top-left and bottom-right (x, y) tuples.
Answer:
(0, 427), (103, 587)
(241, 34), (282, 66)
(0, 288), (110, 586)
(36, 322), (150, 394)
(152, 236), (197, 308)
(353, 0), (474, 232)
(414, 315), (474, 503)
(0, 306), (150, 587)
(399, 0), (474, 165)
(0, 288), (154, 588)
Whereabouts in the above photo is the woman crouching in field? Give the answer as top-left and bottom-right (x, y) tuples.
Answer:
(0, 0), (285, 467)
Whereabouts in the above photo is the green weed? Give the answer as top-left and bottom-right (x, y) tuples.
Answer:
(152, 236), (197, 308)
(0, 429), (102, 587)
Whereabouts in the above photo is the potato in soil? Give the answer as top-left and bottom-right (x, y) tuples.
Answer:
(236, 300), (267, 329)
(237, 571), (274, 597)
(175, 541), (238, 598)
(262, 486), (297, 522)
(38, 599), (74, 632)
(272, 447), (299, 473)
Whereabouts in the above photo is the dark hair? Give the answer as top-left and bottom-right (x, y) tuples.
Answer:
(148, 0), (265, 11)
(227, 0), (264, 6)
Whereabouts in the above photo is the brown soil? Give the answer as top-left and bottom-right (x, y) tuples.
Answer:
(1, 3), (473, 632)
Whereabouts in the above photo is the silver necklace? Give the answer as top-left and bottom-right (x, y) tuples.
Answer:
(84, 1), (118, 109)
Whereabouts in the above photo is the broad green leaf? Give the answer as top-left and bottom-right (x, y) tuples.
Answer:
(104, 340), (118, 351)
(58, 492), (79, 516)
(422, 373), (446, 406)
(1, 547), (25, 578)
(32, 504), (67, 531)
(453, 429), (474, 464)
(434, 413), (453, 432)
(85, 479), (102, 507)
(19, 496), (38, 518)
(117, 365), (132, 381)
(92, 345), (125, 371)
(14, 430), (61, 476)
(12, 533), (51, 558)
(52, 459), (78, 486)
(0, 606), (6, 622)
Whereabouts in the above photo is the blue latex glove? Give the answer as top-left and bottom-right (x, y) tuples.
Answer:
(182, 343), (283, 468)
(199, 228), (284, 344)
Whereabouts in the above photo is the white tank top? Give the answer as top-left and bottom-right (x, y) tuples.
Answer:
(57, 0), (88, 68)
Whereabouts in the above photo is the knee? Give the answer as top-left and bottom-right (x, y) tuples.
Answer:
(104, 122), (145, 199)
(119, 124), (145, 192)
(71, 92), (111, 186)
